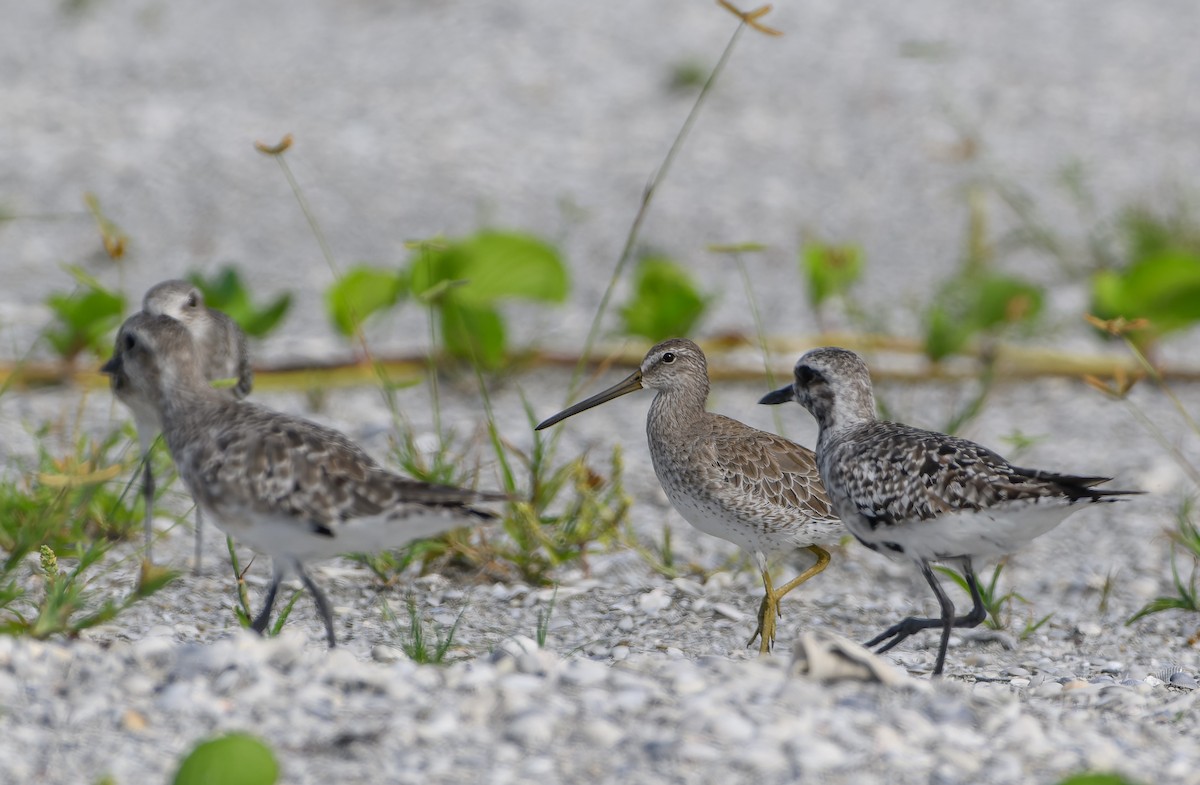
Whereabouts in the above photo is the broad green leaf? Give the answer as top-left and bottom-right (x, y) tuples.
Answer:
(619, 257), (709, 342)
(45, 281), (125, 361)
(441, 300), (506, 368)
(410, 231), (567, 305)
(188, 267), (292, 339)
(922, 272), (1042, 361)
(973, 276), (1043, 329)
(1089, 252), (1200, 342)
(1054, 774), (1143, 785)
(240, 294), (292, 339)
(802, 241), (863, 308)
(1089, 206), (1200, 344)
(325, 266), (406, 336)
(406, 230), (568, 366)
(173, 733), (279, 785)
(923, 304), (965, 362)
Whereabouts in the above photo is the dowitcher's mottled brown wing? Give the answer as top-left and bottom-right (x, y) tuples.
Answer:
(698, 415), (839, 525)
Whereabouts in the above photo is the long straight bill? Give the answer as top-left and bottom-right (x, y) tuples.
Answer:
(535, 370), (644, 430)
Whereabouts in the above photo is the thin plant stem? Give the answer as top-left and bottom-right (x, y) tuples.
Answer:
(420, 246), (445, 442)
(1120, 398), (1200, 488)
(1124, 336), (1200, 434)
(733, 251), (785, 435)
(569, 19), (751, 400)
(271, 153), (339, 281)
(266, 146), (398, 413)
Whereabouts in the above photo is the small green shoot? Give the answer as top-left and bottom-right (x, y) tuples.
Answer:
(0, 423), (178, 637)
(802, 239), (863, 313)
(188, 266), (292, 338)
(172, 732), (279, 785)
(499, 439), (630, 583)
(535, 585), (558, 648)
(227, 537), (301, 636)
(1098, 568), (1118, 615)
(923, 189), (1043, 361)
(1053, 774), (1143, 785)
(84, 192), (128, 260)
(383, 594), (464, 664)
(360, 400), (629, 586)
(934, 560), (1051, 639)
(667, 59), (709, 93)
(325, 265), (407, 337)
(0, 540), (178, 639)
(998, 429), (1043, 461)
(389, 420), (479, 490)
(1128, 501), (1200, 626)
(624, 523), (685, 580)
(618, 255), (709, 342)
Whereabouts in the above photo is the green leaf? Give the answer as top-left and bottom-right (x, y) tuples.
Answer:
(173, 733), (279, 785)
(324, 266), (406, 336)
(922, 272), (1042, 361)
(441, 300), (506, 368)
(1054, 774), (1143, 785)
(240, 295), (293, 339)
(619, 256), (709, 342)
(136, 561), (180, 598)
(1090, 250), (1200, 336)
(405, 230), (568, 366)
(188, 267), (292, 339)
(923, 304), (965, 362)
(44, 273), (126, 361)
(1088, 205), (1200, 344)
(802, 241), (863, 308)
(972, 275), (1043, 330)
(410, 230), (568, 305)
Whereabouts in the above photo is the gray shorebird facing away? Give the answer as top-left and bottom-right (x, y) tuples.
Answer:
(536, 338), (843, 653)
(101, 313), (507, 647)
(761, 346), (1140, 676)
(107, 281), (254, 570)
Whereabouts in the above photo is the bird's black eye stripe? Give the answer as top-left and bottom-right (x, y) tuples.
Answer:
(662, 352), (676, 364)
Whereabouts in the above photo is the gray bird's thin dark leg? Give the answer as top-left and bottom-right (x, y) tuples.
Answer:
(142, 460), (156, 561)
(297, 565), (337, 648)
(251, 563), (284, 635)
(865, 558), (989, 676)
(193, 507), (205, 575)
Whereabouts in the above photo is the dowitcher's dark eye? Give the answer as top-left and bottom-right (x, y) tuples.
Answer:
(186, 293), (198, 308)
(662, 352), (676, 364)
(797, 366), (817, 385)
(123, 333), (136, 351)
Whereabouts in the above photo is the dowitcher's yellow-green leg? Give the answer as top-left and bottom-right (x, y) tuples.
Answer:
(747, 545), (831, 652)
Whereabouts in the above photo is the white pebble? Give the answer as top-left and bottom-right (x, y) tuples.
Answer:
(637, 589), (671, 615)
(560, 659), (608, 688)
(505, 710), (556, 746)
(711, 603), (745, 622)
(579, 718), (623, 747)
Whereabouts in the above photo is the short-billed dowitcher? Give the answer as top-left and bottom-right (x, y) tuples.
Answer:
(762, 346), (1139, 675)
(102, 312), (507, 647)
(537, 338), (843, 652)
